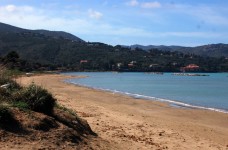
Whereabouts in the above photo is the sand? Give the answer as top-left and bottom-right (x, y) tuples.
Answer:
(17, 74), (228, 150)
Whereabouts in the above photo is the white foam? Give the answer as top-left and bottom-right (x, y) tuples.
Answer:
(65, 80), (228, 114)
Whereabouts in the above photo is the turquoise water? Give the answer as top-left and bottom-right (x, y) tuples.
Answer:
(63, 72), (228, 113)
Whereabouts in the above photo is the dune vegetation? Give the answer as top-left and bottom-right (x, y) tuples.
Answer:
(0, 67), (96, 149)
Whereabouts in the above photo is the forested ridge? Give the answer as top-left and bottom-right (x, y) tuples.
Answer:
(0, 22), (228, 72)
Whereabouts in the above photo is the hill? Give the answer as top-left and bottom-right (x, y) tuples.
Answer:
(129, 44), (179, 51)
(129, 44), (228, 58)
(0, 22), (228, 72)
(180, 44), (228, 58)
(0, 22), (84, 42)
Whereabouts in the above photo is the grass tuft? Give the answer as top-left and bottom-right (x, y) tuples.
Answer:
(55, 103), (77, 117)
(12, 101), (29, 110)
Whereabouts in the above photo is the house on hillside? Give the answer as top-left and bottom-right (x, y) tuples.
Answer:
(180, 64), (200, 72)
(117, 63), (123, 69)
(149, 64), (159, 68)
(128, 63), (134, 67)
(128, 61), (137, 67)
(149, 64), (161, 71)
(80, 60), (88, 64)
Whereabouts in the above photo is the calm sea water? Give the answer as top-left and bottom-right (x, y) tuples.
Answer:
(63, 72), (228, 113)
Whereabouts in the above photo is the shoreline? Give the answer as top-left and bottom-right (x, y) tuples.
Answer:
(64, 78), (228, 114)
(18, 74), (228, 150)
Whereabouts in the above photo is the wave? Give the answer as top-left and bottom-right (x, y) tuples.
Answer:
(65, 80), (228, 114)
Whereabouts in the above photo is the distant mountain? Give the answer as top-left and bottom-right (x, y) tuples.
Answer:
(129, 44), (228, 58)
(129, 44), (184, 51)
(179, 44), (228, 58)
(0, 22), (84, 42)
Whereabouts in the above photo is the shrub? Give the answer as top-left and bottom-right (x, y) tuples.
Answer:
(0, 77), (9, 85)
(0, 66), (10, 85)
(0, 79), (21, 103)
(0, 105), (21, 132)
(13, 83), (56, 114)
(0, 87), (11, 104)
(0, 105), (12, 125)
(55, 103), (77, 117)
(12, 101), (29, 110)
(0, 87), (10, 97)
(0, 69), (21, 93)
(1, 80), (21, 92)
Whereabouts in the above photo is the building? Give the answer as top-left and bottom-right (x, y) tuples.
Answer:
(180, 64), (200, 72)
(117, 63), (123, 68)
(128, 61), (137, 67)
(128, 63), (134, 67)
(80, 60), (88, 64)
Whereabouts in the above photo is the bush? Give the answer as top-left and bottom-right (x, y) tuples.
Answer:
(0, 105), (12, 124)
(55, 103), (77, 117)
(0, 80), (21, 103)
(13, 83), (56, 114)
(0, 88), (10, 104)
(0, 87), (10, 97)
(0, 105), (21, 131)
(12, 101), (29, 110)
(0, 74), (21, 93)
(1, 80), (21, 92)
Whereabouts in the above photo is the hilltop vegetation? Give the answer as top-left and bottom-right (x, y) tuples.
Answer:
(0, 22), (83, 42)
(0, 22), (228, 72)
(129, 43), (228, 58)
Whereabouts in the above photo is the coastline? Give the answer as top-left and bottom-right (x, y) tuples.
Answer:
(65, 80), (228, 114)
(18, 74), (228, 150)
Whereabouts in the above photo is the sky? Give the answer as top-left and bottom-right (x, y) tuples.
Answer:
(0, 0), (228, 46)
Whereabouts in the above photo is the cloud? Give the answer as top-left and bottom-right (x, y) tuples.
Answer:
(126, 1), (161, 9)
(88, 9), (103, 19)
(127, 0), (139, 6)
(0, 4), (106, 36)
(0, 3), (227, 46)
(0, 4), (87, 31)
(5, 5), (16, 12)
(141, 1), (161, 9)
(159, 32), (224, 38)
(168, 4), (228, 26)
(192, 6), (228, 26)
(0, 4), (34, 13)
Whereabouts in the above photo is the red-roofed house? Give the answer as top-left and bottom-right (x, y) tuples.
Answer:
(80, 60), (88, 64)
(180, 64), (200, 72)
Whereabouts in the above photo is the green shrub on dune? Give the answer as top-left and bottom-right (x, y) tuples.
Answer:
(1, 66), (56, 115)
(0, 69), (22, 103)
(12, 101), (29, 110)
(0, 87), (10, 98)
(0, 105), (12, 125)
(13, 83), (56, 114)
(0, 67), (22, 93)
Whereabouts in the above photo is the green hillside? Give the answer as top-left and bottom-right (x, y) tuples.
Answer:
(129, 43), (228, 58)
(0, 22), (228, 72)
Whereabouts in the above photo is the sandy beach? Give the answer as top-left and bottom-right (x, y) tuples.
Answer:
(17, 74), (228, 150)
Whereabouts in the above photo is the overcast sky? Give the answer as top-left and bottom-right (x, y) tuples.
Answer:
(0, 0), (228, 46)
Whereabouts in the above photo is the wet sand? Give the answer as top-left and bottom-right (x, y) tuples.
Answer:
(18, 74), (228, 150)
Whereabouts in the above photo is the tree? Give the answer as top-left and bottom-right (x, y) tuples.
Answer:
(5, 51), (19, 63)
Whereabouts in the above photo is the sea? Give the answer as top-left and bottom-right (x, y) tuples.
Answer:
(62, 72), (228, 113)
